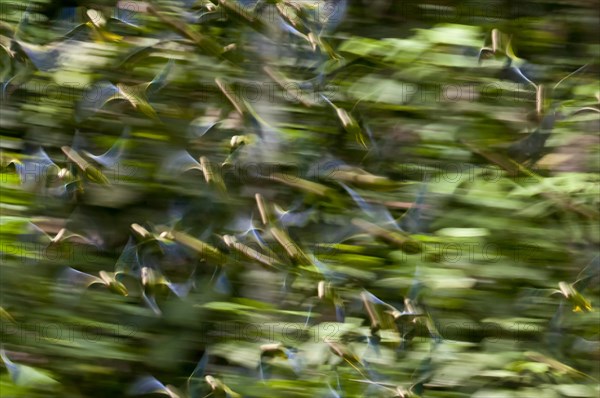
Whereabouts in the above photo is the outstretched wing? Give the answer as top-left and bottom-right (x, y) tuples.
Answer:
(398, 180), (429, 234)
(339, 182), (398, 230)
(76, 81), (123, 122)
(274, 204), (315, 228)
(0, 348), (59, 387)
(115, 237), (142, 276)
(574, 255), (600, 293)
(162, 150), (203, 175)
(128, 376), (173, 396)
(54, 228), (103, 247)
(14, 40), (62, 72)
(146, 59), (174, 97)
(188, 118), (221, 139)
(164, 275), (195, 298)
(55, 267), (107, 303)
(83, 127), (130, 168)
(188, 351), (209, 397)
(12, 147), (60, 186)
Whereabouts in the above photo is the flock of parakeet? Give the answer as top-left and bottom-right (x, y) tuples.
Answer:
(1, 1), (598, 397)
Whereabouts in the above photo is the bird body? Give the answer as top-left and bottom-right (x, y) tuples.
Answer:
(506, 112), (554, 164)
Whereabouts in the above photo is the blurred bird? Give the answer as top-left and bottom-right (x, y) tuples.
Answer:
(498, 57), (538, 88)
(310, 0), (348, 36)
(114, 236), (142, 275)
(162, 150), (227, 194)
(3, 147), (69, 194)
(334, 179), (425, 255)
(202, 375), (241, 398)
(163, 150), (227, 197)
(128, 376), (183, 398)
(551, 281), (593, 313)
(325, 338), (366, 376)
(129, 225), (196, 314)
(187, 351), (209, 397)
(61, 145), (110, 184)
(507, 108), (556, 164)
(215, 92), (291, 169)
(58, 266), (129, 296)
(479, 33), (593, 166)
(338, 182), (398, 230)
(273, 201), (316, 228)
(303, 279), (346, 326)
(320, 93), (368, 149)
(522, 256), (598, 347)
(259, 343), (303, 380)
(228, 212), (269, 250)
(0, 59), (34, 100)
(81, 126), (130, 169)
(111, 230), (197, 314)
(141, 266), (195, 303)
(76, 59), (173, 122)
(0, 348), (59, 388)
(478, 29), (541, 102)
(361, 290), (425, 328)
(129, 352), (240, 398)
(224, 0), (314, 50)
(12, 37), (84, 72)
(181, 1), (223, 25)
(211, 267), (232, 295)
(11, 5), (129, 72)
(23, 222), (103, 248)
(573, 255), (600, 294)
(163, 150), (204, 176)
(188, 118), (222, 140)
(398, 180), (429, 235)
(506, 64), (592, 164)
(75, 80), (133, 121)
